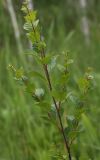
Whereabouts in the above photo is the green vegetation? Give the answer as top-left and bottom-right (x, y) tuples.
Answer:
(0, 0), (100, 159)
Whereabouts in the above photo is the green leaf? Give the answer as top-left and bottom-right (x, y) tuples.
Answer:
(67, 115), (74, 127)
(40, 54), (52, 65)
(69, 94), (78, 105)
(66, 92), (72, 100)
(78, 78), (89, 93)
(67, 59), (74, 65)
(67, 115), (75, 122)
(33, 19), (39, 28)
(57, 64), (66, 72)
(25, 83), (35, 93)
(15, 67), (24, 79)
(23, 22), (32, 31)
(51, 89), (66, 101)
(38, 41), (46, 50)
(27, 31), (40, 44)
(74, 108), (85, 120)
(38, 101), (50, 110)
(32, 42), (40, 52)
(24, 11), (37, 22)
(68, 130), (78, 140)
(48, 55), (59, 71)
(28, 70), (46, 81)
(59, 73), (70, 85)
(64, 127), (71, 137)
(21, 5), (27, 13)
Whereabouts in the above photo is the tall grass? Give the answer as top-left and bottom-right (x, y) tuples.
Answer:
(0, 1), (100, 159)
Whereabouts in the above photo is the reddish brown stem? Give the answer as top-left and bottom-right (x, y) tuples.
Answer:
(41, 49), (72, 160)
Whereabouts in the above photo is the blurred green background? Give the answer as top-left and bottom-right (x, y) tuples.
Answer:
(0, 0), (100, 159)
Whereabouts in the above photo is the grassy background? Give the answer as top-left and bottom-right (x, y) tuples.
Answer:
(0, 0), (100, 159)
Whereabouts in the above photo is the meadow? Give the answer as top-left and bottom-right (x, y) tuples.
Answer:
(0, 0), (100, 159)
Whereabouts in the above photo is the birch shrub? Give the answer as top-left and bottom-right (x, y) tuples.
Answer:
(9, 1), (94, 159)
